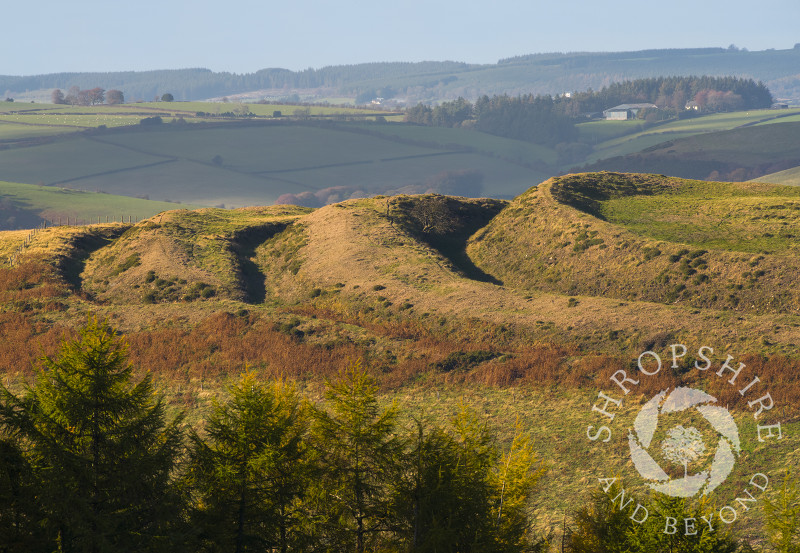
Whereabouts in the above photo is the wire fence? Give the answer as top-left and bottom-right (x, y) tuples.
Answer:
(5, 215), (142, 267)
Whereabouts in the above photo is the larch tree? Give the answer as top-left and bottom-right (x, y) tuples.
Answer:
(397, 409), (546, 553)
(763, 472), (800, 553)
(189, 373), (310, 553)
(491, 420), (547, 552)
(311, 361), (403, 553)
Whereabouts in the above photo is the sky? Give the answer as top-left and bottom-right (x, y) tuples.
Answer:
(3, 0), (799, 76)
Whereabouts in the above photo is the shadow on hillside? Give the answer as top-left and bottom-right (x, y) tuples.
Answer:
(62, 227), (129, 291)
(392, 196), (506, 285)
(427, 236), (503, 284)
(232, 223), (290, 304)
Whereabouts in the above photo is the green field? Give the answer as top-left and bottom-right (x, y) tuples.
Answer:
(655, 122), (800, 164)
(97, 125), (442, 172)
(0, 112), (142, 129)
(583, 121), (800, 180)
(0, 180), (193, 227)
(756, 113), (800, 124)
(0, 103), (181, 117)
(0, 123), (547, 205)
(581, 109), (800, 164)
(598, 179), (800, 253)
(347, 122), (559, 165)
(584, 130), (700, 164)
(134, 101), (399, 118)
(0, 100), (397, 117)
(576, 119), (645, 143)
(56, 160), (309, 207)
(0, 121), (79, 140)
(753, 165), (800, 186)
(0, 138), (164, 184)
(0, 103), (195, 142)
(0, 101), (401, 145)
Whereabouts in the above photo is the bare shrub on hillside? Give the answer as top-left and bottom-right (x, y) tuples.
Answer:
(0, 313), (71, 376)
(465, 345), (573, 387)
(407, 195), (459, 235)
(126, 312), (364, 383)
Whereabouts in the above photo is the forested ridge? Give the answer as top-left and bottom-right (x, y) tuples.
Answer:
(0, 62), (474, 103)
(2, 46), (799, 102)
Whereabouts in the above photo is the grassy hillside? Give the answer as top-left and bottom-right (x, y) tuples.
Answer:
(81, 205), (310, 303)
(0, 173), (799, 545)
(468, 172), (800, 320)
(578, 108), (800, 164)
(5, 176), (798, 354)
(343, 122), (559, 166)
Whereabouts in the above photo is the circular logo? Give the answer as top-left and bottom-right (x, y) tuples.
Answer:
(628, 386), (741, 498)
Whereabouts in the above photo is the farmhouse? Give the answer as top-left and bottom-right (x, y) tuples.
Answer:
(603, 103), (658, 120)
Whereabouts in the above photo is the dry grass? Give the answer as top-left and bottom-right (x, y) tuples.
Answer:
(468, 173), (800, 317)
(0, 181), (799, 391)
(81, 206), (309, 303)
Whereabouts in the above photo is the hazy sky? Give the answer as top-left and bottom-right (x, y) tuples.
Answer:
(4, 0), (799, 75)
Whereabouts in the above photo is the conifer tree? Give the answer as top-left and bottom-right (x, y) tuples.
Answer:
(311, 361), (402, 553)
(491, 421), (547, 552)
(399, 410), (546, 553)
(566, 481), (637, 553)
(189, 373), (309, 553)
(763, 472), (800, 553)
(0, 437), (45, 551)
(566, 482), (743, 553)
(0, 318), (185, 553)
(399, 411), (496, 552)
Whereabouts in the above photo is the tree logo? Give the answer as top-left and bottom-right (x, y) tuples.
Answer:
(586, 344), (784, 529)
(628, 387), (741, 498)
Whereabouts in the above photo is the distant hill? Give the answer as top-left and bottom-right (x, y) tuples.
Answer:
(0, 112), (552, 208)
(752, 164), (800, 186)
(3, 46), (800, 104)
(3, 100), (800, 209)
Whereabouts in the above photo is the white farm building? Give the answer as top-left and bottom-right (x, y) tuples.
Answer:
(603, 103), (658, 120)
